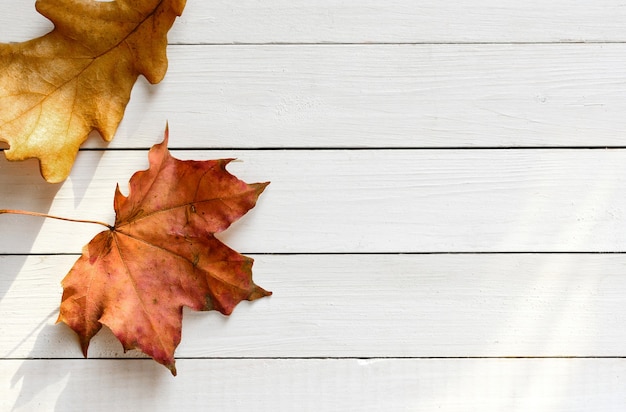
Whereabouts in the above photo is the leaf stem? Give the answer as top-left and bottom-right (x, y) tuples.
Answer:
(0, 209), (113, 229)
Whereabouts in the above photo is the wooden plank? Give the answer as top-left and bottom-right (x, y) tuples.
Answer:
(70, 44), (626, 149)
(2, 43), (626, 149)
(3, 358), (626, 412)
(3, 254), (626, 358)
(2, 149), (626, 253)
(4, 1), (626, 44)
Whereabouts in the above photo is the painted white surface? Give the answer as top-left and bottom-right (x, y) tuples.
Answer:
(4, 358), (626, 412)
(5, 1), (626, 43)
(2, 254), (626, 359)
(2, 1), (626, 411)
(97, 44), (626, 149)
(4, 149), (626, 254)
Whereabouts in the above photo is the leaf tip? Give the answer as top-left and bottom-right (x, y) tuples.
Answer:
(258, 181), (271, 192)
(250, 285), (273, 300)
(148, 124), (173, 162)
(55, 313), (92, 358)
(80, 344), (89, 359)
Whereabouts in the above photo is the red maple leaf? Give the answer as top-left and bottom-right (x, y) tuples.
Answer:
(56, 129), (271, 375)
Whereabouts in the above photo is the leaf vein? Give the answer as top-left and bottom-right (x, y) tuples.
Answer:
(114, 230), (252, 294)
(110, 231), (170, 354)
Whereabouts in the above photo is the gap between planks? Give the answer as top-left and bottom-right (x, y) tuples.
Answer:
(3, 252), (626, 256)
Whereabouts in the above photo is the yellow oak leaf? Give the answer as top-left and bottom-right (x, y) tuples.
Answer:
(0, 0), (186, 183)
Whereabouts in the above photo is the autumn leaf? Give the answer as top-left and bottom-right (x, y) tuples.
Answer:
(0, 0), (186, 183)
(54, 128), (271, 375)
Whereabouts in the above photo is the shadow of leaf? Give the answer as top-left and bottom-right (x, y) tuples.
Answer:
(0, 156), (62, 304)
(8, 323), (166, 411)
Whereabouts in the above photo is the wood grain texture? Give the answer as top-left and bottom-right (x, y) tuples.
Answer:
(2, 254), (626, 359)
(72, 44), (626, 149)
(2, 149), (626, 254)
(4, 358), (626, 412)
(4, 1), (626, 43)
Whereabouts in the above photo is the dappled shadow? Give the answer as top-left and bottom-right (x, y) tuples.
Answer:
(0, 156), (61, 304)
(8, 323), (164, 411)
(0, 145), (109, 412)
(0, 144), (109, 299)
(64, 142), (108, 210)
(10, 358), (166, 412)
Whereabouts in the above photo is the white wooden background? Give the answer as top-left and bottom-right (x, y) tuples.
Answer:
(3, 1), (626, 410)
